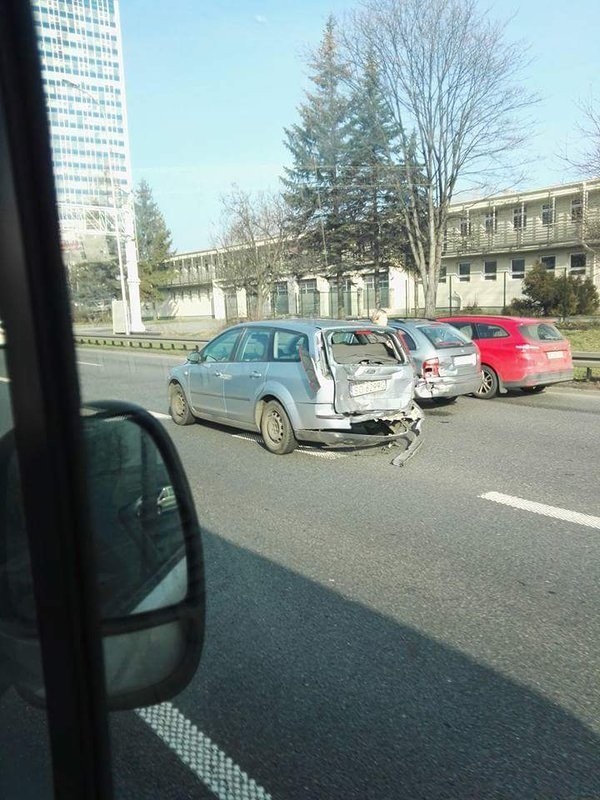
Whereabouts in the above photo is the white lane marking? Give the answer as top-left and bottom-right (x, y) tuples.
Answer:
(232, 432), (343, 459)
(149, 411), (171, 420)
(0, 377), (9, 383)
(77, 360), (103, 367)
(298, 448), (341, 460)
(137, 703), (272, 800)
(480, 491), (600, 530)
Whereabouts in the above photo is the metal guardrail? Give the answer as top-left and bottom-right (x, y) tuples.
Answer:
(572, 351), (600, 364)
(75, 336), (600, 368)
(74, 334), (206, 351)
(572, 352), (600, 379)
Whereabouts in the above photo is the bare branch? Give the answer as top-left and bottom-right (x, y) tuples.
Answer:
(342, 0), (538, 313)
(215, 188), (291, 318)
(561, 95), (600, 178)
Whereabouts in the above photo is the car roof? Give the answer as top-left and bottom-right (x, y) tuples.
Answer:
(389, 318), (442, 326)
(438, 315), (553, 325)
(225, 318), (393, 334)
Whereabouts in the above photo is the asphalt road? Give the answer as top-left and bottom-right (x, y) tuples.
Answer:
(2, 347), (600, 798)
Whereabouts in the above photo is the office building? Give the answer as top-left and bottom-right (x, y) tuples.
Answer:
(31, 0), (143, 331)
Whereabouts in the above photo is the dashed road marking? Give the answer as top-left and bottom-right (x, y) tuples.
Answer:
(149, 411), (172, 420)
(77, 360), (103, 367)
(150, 414), (345, 459)
(231, 432), (344, 459)
(480, 491), (600, 530)
(0, 377), (9, 383)
(137, 702), (272, 800)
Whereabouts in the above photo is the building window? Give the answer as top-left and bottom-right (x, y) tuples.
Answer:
(571, 196), (583, 222)
(541, 203), (554, 226)
(570, 253), (586, 275)
(458, 262), (470, 282)
(511, 258), (525, 279)
(299, 279), (317, 294)
(439, 266), (447, 284)
(485, 209), (497, 233)
(513, 205), (527, 230)
(460, 217), (471, 237)
(363, 272), (390, 307)
(541, 255), (555, 272)
(484, 261), (497, 281)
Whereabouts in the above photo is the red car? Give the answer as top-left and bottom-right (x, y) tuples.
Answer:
(438, 316), (573, 399)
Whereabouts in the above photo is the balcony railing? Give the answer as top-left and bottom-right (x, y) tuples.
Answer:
(444, 212), (600, 257)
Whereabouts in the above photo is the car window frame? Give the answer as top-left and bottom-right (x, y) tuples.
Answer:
(235, 326), (273, 363)
(473, 322), (511, 340)
(272, 328), (309, 363)
(202, 327), (243, 363)
(0, 3), (112, 797)
(391, 325), (418, 352)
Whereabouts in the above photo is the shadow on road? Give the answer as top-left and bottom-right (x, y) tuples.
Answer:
(180, 530), (600, 800)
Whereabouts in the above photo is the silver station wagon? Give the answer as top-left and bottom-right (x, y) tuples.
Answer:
(168, 319), (422, 455)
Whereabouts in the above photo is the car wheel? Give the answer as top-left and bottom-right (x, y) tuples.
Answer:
(521, 385), (546, 394)
(260, 400), (297, 454)
(475, 366), (499, 399)
(169, 382), (195, 425)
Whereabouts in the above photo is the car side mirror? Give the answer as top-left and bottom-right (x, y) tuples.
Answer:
(0, 401), (205, 710)
(186, 350), (201, 365)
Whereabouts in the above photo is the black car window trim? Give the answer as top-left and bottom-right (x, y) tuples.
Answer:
(474, 323), (510, 340)
(391, 325), (417, 352)
(0, 3), (112, 797)
(202, 327), (243, 363)
(235, 326), (273, 363)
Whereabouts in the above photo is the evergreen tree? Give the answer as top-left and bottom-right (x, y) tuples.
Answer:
(134, 179), (175, 306)
(344, 56), (412, 307)
(68, 259), (119, 319)
(282, 16), (352, 286)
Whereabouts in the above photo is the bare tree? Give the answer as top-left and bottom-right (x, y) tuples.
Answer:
(343, 0), (537, 315)
(565, 96), (600, 177)
(216, 188), (290, 319)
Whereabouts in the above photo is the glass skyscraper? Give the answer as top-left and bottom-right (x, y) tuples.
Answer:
(31, 0), (143, 332)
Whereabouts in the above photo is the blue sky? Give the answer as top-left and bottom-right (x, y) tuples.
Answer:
(120, 0), (600, 253)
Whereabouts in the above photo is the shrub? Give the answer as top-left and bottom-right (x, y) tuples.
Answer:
(509, 261), (600, 317)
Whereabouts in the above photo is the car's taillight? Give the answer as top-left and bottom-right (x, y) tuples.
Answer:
(422, 357), (440, 377)
(515, 344), (541, 352)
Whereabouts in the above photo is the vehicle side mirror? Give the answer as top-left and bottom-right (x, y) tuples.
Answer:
(0, 401), (205, 710)
(186, 350), (201, 365)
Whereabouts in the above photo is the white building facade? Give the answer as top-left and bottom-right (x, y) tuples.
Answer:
(160, 179), (600, 322)
(31, 0), (144, 331)
(436, 179), (600, 313)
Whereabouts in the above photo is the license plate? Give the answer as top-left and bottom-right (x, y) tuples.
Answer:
(547, 350), (564, 360)
(350, 380), (387, 397)
(454, 353), (476, 366)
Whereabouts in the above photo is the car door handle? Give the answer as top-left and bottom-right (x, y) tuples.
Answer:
(250, 371), (262, 378)
(213, 370), (223, 378)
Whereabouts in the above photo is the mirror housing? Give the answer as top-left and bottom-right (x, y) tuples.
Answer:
(186, 350), (201, 365)
(0, 401), (205, 710)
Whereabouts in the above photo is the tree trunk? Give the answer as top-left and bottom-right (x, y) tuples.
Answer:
(423, 279), (438, 317)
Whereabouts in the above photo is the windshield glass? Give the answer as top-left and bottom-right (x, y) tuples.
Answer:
(520, 322), (566, 342)
(418, 323), (473, 348)
(327, 330), (402, 364)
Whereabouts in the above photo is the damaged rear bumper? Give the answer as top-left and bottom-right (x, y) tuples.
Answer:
(296, 403), (424, 453)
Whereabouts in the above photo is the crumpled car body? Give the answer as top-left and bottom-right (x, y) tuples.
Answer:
(168, 319), (422, 451)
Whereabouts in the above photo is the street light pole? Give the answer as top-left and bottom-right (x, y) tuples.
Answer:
(62, 78), (131, 334)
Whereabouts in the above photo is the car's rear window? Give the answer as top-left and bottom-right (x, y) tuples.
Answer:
(327, 330), (402, 364)
(519, 322), (565, 342)
(417, 323), (472, 349)
(273, 330), (309, 362)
